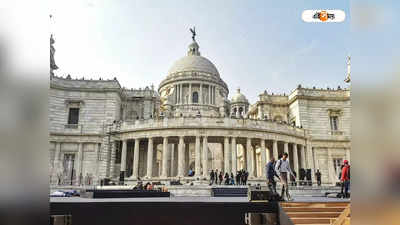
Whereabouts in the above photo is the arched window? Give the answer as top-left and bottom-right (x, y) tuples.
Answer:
(239, 107), (243, 115)
(192, 91), (199, 103)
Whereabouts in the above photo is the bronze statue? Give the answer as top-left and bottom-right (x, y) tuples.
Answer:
(190, 26), (196, 41)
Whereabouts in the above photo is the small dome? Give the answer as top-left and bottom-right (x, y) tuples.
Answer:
(231, 88), (248, 103)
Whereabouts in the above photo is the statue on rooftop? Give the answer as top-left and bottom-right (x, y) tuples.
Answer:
(344, 55), (351, 83)
(190, 26), (196, 42)
(50, 34), (58, 76)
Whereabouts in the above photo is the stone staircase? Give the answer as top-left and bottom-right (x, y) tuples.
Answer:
(280, 202), (350, 225)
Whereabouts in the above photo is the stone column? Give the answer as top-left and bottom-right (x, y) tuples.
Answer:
(208, 85), (211, 104)
(176, 84), (181, 104)
(246, 138), (253, 177)
(284, 142), (289, 155)
(273, 140), (278, 160)
(252, 147), (257, 177)
(195, 136), (201, 177)
(170, 144), (175, 176)
(231, 137), (237, 174)
(293, 143), (299, 178)
(345, 148), (350, 163)
(146, 138), (153, 178)
(236, 106), (240, 118)
(258, 105), (263, 120)
(202, 136), (208, 177)
(77, 142), (83, 184)
(200, 84), (203, 104)
(178, 136), (185, 177)
(108, 142), (116, 178)
(161, 137), (169, 178)
(189, 83), (192, 104)
(179, 83), (183, 104)
(132, 139), (140, 179)
(298, 145), (305, 169)
(214, 86), (216, 104)
(54, 142), (61, 169)
(120, 140), (128, 180)
(260, 139), (266, 177)
(212, 86), (214, 104)
(306, 143), (315, 185)
(224, 137), (230, 173)
(242, 144), (247, 170)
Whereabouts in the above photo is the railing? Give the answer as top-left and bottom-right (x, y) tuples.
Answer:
(115, 117), (306, 137)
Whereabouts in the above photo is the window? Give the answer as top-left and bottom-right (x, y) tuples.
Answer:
(333, 158), (343, 176)
(330, 116), (339, 130)
(68, 108), (80, 124)
(192, 91), (199, 103)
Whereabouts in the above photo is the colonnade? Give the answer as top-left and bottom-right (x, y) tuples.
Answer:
(117, 136), (315, 182)
(174, 83), (216, 105)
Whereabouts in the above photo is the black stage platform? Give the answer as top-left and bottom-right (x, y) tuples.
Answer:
(50, 197), (281, 225)
(211, 187), (248, 197)
(81, 189), (171, 198)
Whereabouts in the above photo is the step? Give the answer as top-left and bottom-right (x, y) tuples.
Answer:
(291, 217), (332, 224)
(286, 212), (341, 218)
(282, 207), (345, 212)
(280, 202), (349, 207)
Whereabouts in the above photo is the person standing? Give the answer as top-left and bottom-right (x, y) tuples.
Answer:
(265, 157), (279, 194)
(230, 172), (235, 185)
(215, 169), (219, 184)
(219, 171), (223, 185)
(315, 169), (322, 186)
(340, 160), (350, 198)
(210, 169), (215, 185)
(243, 170), (249, 185)
(224, 172), (229, 185)
(236, 171), (241, 185)
(275, 152), (296, 201)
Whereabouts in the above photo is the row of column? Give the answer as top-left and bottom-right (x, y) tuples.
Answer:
(174, 83), (216, 105)
(119, 137), (314, 181)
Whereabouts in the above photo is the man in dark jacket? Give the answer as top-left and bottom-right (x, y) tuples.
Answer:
(215, 169), (219, 184)
(315, 169), (322, 186)
(236, 171), (241, 185)
(210, 169), (215, 185)
(265, 157), (280, 193)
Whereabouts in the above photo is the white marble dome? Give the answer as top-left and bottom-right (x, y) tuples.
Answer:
(231, 88), (248, 103)
(167, 41), (220, 77)
(168, 55), (220, 76)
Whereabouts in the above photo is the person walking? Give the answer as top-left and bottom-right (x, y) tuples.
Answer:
(210, 169), (215, 185)
(230, 172), (235, 185)
(340, 160), (350, 198)
(315, 169), (322, 186)
(265, 157), (280, 194)
(275, 152), (296, 201)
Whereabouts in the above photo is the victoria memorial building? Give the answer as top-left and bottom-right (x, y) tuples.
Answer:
(49, 34), (351, 187)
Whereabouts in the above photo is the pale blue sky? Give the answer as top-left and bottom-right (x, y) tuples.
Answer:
(52, 0), (350, 102)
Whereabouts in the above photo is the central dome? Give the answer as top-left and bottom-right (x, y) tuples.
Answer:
(168, 55), (220, 76)
(167, 41), (220, 77)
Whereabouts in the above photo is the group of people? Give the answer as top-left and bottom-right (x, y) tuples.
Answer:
(209, 169), (249, 185)
(266, 152), (351, 201)
(266, 153), (295, 201)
